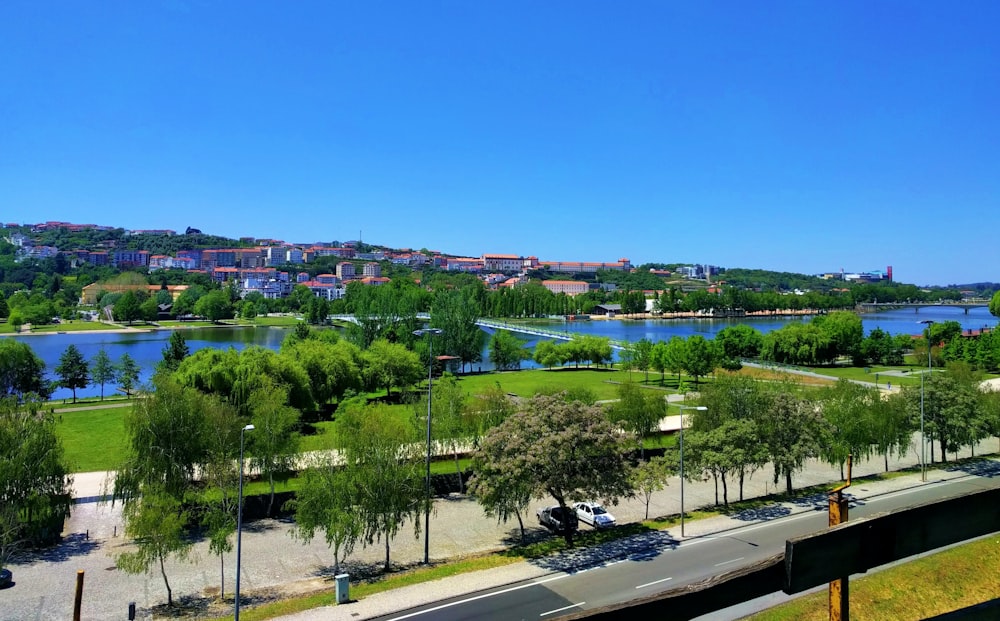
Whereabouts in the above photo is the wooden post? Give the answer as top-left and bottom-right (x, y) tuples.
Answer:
(73, 570), (85, 621)
(828, 455), (852, 621)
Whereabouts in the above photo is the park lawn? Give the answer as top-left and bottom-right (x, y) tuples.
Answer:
(156, 320), (223, 328)
(802, 365), (923, 386)
(453, 367), (649, 400)
(745, 534), (1000, 621)
(55, 406), (129, 473)
(51, 396), (133, 410)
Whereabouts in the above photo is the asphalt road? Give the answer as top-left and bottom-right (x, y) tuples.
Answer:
(376, 473), (1000, 621)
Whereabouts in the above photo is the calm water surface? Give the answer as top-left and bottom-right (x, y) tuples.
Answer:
(14, 306), (997, 401)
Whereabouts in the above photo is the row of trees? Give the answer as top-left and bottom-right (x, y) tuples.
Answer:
(0, 339), (139, 402)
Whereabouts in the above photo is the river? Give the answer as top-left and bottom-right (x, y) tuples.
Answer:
(12, 306), (997, 401)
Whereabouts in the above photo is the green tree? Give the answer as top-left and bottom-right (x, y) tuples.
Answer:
(0, 397), (72, 575)
(363, 339), (423, 398)
(337, 403), (424, 571)
(198, 395), (241, 601)
(714, 324), (763, 359)
(470, 394), (634, 545)
(990, 290), (1000, 319)
(632, 338), (654, 382)
(468, 426), (536, 543)
(431, 287), (486, 373)
(0, 339), (50, 400)
(90, 348), (116, 401)
(488, 330), (530, 371)
(682, 335), (718, 385)
(55, 344), (89, 403)
(282, 339), (362, 408)
(116, 353), (140, 398)
(607, 381), (665, 458)
(113, 290), (142, 325)
(114, 374), (207, 502)
(427, 375), (470, 492)
(813, 311), (864, 360)
(632, 455), (672, 520)
(194, 290), (234, 323)
(533, 340), (563, 369)
(248, 379), (301, 516)
(758, 390), (828, 494)
(287, 459), (363, 575)
(115, 488), (192, 607)
(664, 336), (688, 386)
(161, 330), (189, 372)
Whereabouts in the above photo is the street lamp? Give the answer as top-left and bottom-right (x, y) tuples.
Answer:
(669, 403), (706, 538)
(413, 327), (443, 565)
(235, 423), (254, 621)
(919, 320), (935, 482)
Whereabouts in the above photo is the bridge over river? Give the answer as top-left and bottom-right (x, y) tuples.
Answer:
(856, 299), (990, 314)
(329, 314), (628, 350)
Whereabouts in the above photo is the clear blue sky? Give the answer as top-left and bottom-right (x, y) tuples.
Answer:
(2, 2), (998, 286)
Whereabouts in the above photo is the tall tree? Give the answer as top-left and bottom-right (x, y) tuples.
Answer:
(470, 395), (634, 545)
(758, 390), (828, 494)
(0, 397), (72, 575)
(194, 290), (234, 324)
(337, 403), (424, 571)
(488, 330), (531, 371)
(113, 290), (142, 325)
(287, 458), (363, 575)
(116, 353), (140, 398)
(199, 395), (241, 600)
(90, 348), (116, 401)
(682, 335), (718, 385)
(363, 339), (424, 398)
(607, 381), (665, 458)
(116, 488), (192, 607)
(430, 287), (486, 373)
(161, 330), (189, 372)
(248, 379), (300, 516)
(631, 455), (673, 520)
(0, 339), (50, 400)
(55, 344), (89, 403)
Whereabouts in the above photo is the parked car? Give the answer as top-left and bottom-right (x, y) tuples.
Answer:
(536, 505), (579, 533)
(573, 502), (616, 528)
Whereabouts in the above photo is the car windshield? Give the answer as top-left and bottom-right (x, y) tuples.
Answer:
(593, 507), (606, 515)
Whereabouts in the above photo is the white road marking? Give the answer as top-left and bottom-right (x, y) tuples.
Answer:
(384, 574), (568, 620)
(715, 557), (745, 566)
(540, 602), (585, 617)
(635, 576), (673, 589)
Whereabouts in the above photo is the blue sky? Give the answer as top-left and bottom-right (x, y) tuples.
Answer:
(2, 1), (998, 286)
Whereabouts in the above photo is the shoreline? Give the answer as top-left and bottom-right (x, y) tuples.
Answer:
(0, 321), (271, 337)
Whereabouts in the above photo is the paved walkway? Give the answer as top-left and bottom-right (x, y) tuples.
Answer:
(4, 439), (997, 621)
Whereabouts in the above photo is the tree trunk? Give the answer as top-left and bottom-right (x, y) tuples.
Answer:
(713, 473), (719, 506)
(454, 451), (464, 494)
(785, 471), (793, 495)
(721, 473), (729, 508)
(159, 553), (173, 607)
(516, 511), (525, 544)
(738, 470), (745, 502)
(885, 453), (889, 472)
(384, 538), (391, 572)
(220, 554), (225, 601)
(268, 473), (276, 516)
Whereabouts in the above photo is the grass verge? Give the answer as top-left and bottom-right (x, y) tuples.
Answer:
(744, 534), (1000, 621)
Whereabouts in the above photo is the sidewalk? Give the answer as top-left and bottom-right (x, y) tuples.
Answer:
(4, 439), (995, 621)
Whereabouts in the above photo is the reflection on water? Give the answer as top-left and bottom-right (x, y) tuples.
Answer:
(14, 306), (998, 401)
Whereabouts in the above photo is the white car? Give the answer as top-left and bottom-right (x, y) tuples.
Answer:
(573, 502), (616, 528)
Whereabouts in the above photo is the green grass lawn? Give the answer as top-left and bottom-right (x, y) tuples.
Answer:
(745, 534), (1000, 621)
(55, 406), (129, 472)
(451, 367), (679, 400)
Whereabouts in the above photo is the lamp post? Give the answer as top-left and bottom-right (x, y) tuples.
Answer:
(669, 403), (706, 538)
(413, 327), (443, 565)
(919, 320), (935, 482)
(235, 423), (254, 621)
